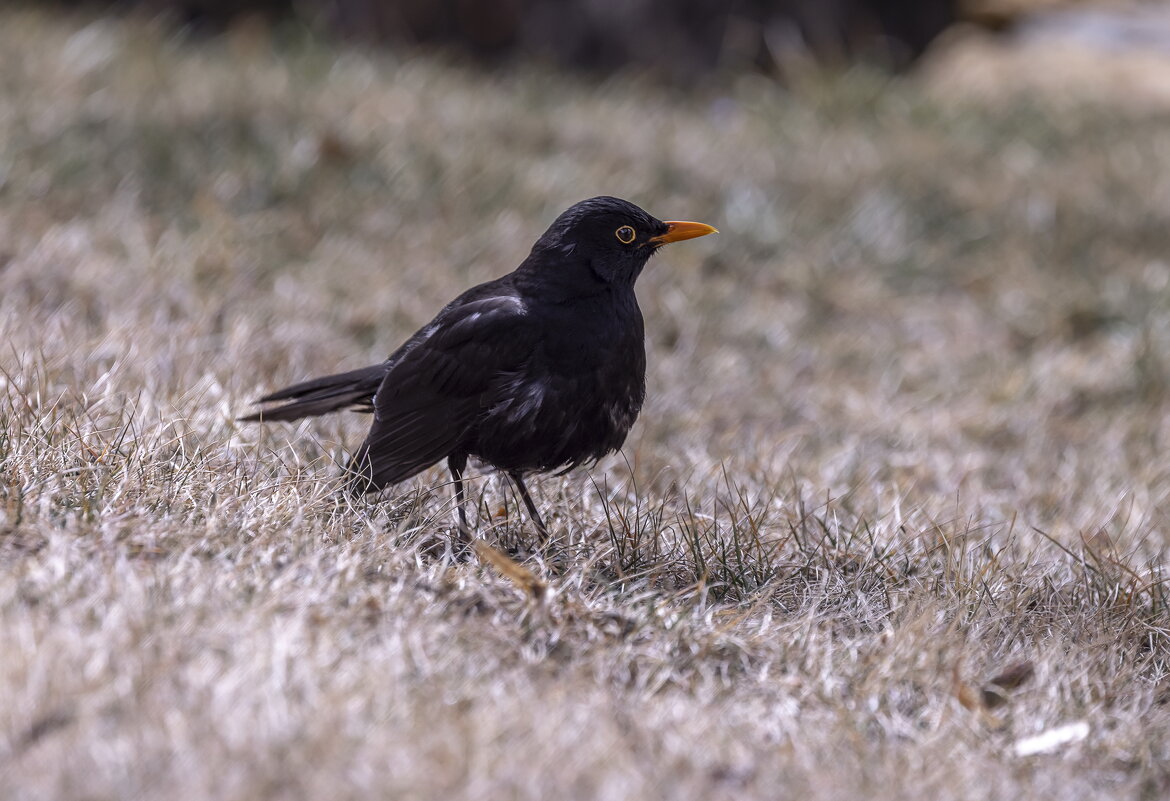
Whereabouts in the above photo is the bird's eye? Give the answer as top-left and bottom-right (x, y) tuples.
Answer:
(615, 225), (636, 244)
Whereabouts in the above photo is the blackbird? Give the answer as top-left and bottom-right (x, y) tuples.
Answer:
(241, 196), (716, 542)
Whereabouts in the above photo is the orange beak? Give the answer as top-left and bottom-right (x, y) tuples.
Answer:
(649, 220), (719, 245)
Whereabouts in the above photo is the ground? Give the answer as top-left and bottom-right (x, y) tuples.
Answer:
(1, 8), (1168, 800)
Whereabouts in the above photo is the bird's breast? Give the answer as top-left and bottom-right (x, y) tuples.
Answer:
(470, 300), (647, 473)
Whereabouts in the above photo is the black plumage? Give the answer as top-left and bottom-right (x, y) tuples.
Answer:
(241, 196), (716, 541)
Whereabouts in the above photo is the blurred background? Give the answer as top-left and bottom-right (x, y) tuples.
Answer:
(36, 0), (1170, 89)
(47, 0), (961, 78)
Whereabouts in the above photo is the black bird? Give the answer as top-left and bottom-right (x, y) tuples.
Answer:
(242, 196), (716, 542)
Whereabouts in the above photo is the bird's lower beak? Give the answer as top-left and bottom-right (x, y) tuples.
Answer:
(649, 221), (719, 245)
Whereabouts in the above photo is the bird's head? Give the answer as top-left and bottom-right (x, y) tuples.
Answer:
(526, 196), (717, 287)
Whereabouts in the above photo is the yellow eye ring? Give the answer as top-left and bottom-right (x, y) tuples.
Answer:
(615, 225), (636, 244)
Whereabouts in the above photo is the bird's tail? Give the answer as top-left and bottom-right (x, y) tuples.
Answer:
(238, 364), (387, 422)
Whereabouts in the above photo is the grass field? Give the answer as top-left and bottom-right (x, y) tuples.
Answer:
(1, 9), (1169, 800)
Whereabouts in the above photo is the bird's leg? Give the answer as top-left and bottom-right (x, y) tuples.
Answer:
(507, 470), (549, 546)
(448, 454), (471, 543)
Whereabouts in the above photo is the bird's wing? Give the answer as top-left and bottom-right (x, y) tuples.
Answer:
(347, 294), (535, 490)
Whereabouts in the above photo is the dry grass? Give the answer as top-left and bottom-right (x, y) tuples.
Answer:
(2, 8), (1169, 800)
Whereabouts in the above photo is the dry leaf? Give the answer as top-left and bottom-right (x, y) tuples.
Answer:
(473, 541), (547, 601)
(952, 663), (984, 712)
(982, 660), (1036, 709)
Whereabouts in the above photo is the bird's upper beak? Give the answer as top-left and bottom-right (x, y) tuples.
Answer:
(649, 220), (719, 245)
